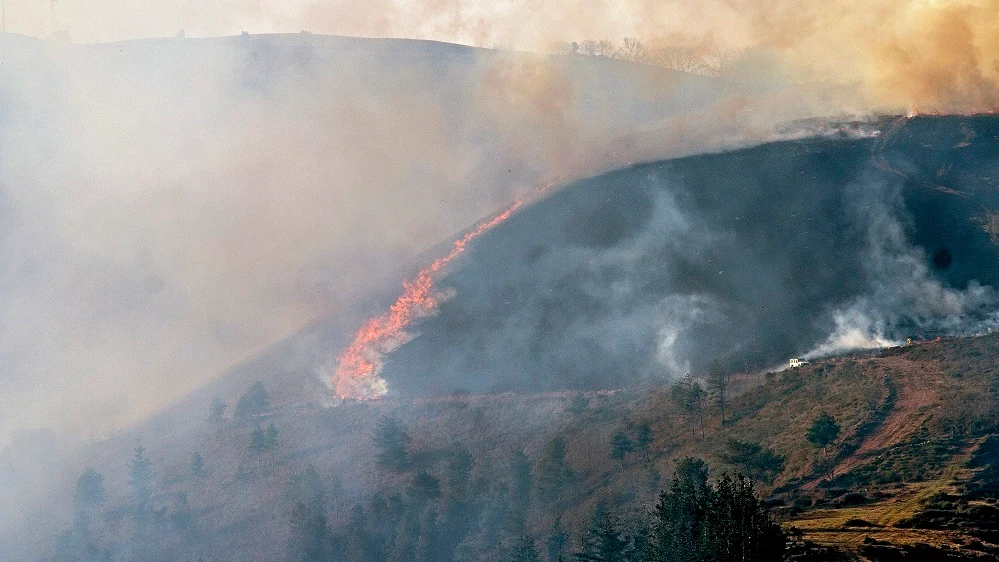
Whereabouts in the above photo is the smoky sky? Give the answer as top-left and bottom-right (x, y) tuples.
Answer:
(6, 1), (999, 114)
(381, 116), (999, 395)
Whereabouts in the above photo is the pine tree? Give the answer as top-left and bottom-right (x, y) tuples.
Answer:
(706, 360), (728, 426)
(169, 491), (195, 532)
(806, 411), (841, 451)
(634, 423), (653, 461)
(344, 505), (374, 562)
(250, 425), (267, 453)
(286, 465), (327, 513)
(670, 374), (706, 437)
(510, 449), (533, 515)
(446, 445), (474, 502)
(703, 475), (786, 561)
(536, 437), (573, 506)
(510, 534), (541, 562)
(646, 467), (786, 561)
(128, 446), (153, 509)
(574, 509), (628, 562)
(287, 501), (329, 562)
(610, 431), (634, 467)
(235, 381), (270, 421)
(647, 465), (710, 562)
(442, 445), (476, 549)
(373, 414), (411, 472)
(209, 396), (227, 423)
(674, 457), (708, 488)
(74, 468), (107, 511)
(547, 518), (568, 562)
(189, 452), (205, 478)
(414, 504), (440, 562)
(265, 423), (279, 449)
(720, 439), (785, 484)
(409, 471), (441, 504)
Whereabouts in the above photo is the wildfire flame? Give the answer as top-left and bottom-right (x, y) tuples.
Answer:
(332, 189), (552, 399)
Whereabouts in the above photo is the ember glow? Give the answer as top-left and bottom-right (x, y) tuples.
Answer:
(332, 198), (525, 399)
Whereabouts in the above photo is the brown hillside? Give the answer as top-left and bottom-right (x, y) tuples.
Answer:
(22, 334), (999, 561)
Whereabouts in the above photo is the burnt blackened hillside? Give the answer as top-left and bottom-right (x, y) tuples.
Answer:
(384, 116), (999, 395)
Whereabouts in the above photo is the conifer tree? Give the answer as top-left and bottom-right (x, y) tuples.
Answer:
(128, 446), (153, 509)
(235, 381), (270, 421)
(189, 452), (205, 478)
(250, 425), (267, 453)
(510, 449), (533, 515)
(547, 518), (568, 562)
(706, 360), (728, 426)
(670, 375), (706, 437)
(574, 509), (628, 562)
(74, 468), (107, 512)
(806, 411), (841, 451)
(634, 423), (654, 461)
(373, 414), (411, 472)
(265, 423), (279, 449)
(510, 534), (541, 562)
(286, 465), (326, 513)
(536, 437), (573, 506)
(646, 464), (785, 562)
(209, 396), (227, 423)
(288, 501), (329, 562)
(610, 431), (634, 467)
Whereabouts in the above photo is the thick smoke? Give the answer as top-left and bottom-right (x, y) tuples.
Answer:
(10, 1), (999, 113)
(808, 166), (999, 358)
(0, 33), (852, 444)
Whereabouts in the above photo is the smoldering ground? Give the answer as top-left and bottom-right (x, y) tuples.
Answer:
(382, 116), (999, 395)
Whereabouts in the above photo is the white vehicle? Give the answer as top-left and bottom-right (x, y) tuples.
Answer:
(789, 358), (811, 369)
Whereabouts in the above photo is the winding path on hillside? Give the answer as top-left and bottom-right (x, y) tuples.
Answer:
(802, 355), (945, 491)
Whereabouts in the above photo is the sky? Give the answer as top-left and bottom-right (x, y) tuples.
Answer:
(6, 0), (752, 46)
(5, 0), (999, 113)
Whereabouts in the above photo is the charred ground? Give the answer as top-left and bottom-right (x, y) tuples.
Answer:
(383, 115), (999, 395)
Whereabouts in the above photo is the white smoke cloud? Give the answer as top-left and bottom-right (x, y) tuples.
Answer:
(805, 173), (999, 359)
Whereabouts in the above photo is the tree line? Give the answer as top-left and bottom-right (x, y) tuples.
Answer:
(281, 412), (787, 562)
(547, 37), (739, 77)
(50, 381), (282, 562)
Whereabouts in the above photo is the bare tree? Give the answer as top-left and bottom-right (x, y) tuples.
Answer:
(593, 40), (616, 57)
(618, 37), (646, 61)
(655, 46), (702, 73)
(701, 48), (740, 77)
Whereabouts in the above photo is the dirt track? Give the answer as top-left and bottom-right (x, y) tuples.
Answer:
(802, 355), (946, 490)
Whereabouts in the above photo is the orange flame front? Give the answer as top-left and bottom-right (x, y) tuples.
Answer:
(331, 199), (526, 399)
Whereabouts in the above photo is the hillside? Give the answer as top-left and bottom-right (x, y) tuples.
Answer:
(15, 332), (999, 561)
(7, 113), (999, 561)
(383, 114), (999, 395)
